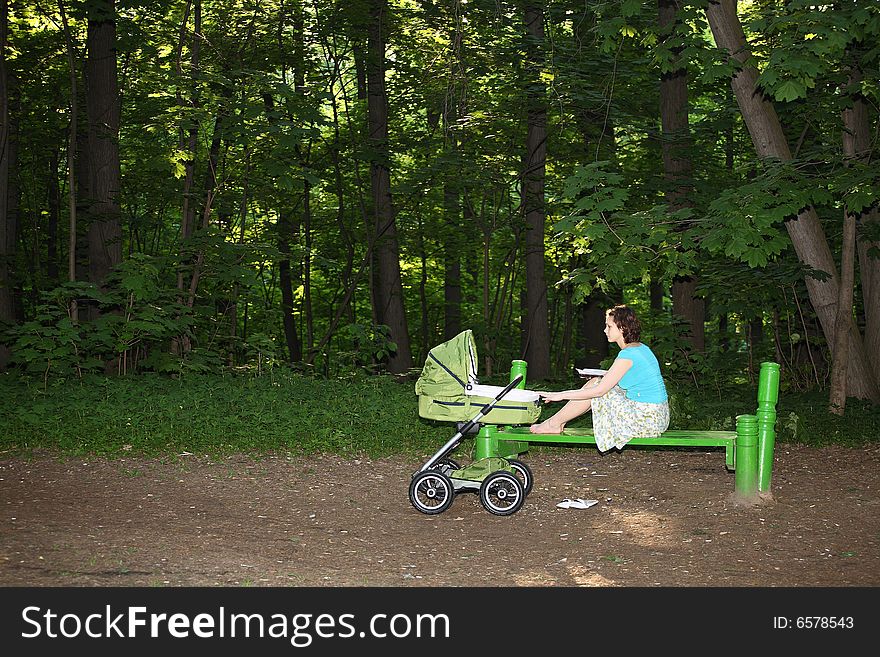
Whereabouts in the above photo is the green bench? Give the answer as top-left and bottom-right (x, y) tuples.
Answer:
(473, 361), (781, 499)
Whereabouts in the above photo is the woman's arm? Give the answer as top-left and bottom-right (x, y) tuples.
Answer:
(541, 358), (632, 403)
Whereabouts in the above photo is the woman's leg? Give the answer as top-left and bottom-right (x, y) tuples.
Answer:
(530, 378), (599, 434)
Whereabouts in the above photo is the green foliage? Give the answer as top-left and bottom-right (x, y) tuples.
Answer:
(776, 392), (880, 446)
(4, 256), (194, 377)
(553, 161), (684, 296)
(702, 160), (821, 267)
(6, 283), (108, 379)
(0, 371), (444, 459)
(2, 371), (874, 462)
(334, 323), (399, 375)
(749, 1), (880, 104)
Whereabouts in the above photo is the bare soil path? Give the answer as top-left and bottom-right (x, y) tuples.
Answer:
(2, 444), (878, 587)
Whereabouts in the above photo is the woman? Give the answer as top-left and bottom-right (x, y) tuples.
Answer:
(530, 304), (670, 452)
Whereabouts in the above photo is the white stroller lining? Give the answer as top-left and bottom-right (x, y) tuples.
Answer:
(465, 384), (541, 403)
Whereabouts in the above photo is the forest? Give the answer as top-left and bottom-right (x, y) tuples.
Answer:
(1, 0), (878, 416)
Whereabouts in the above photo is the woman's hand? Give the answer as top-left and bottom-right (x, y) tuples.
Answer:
(540, 391), (569, 403)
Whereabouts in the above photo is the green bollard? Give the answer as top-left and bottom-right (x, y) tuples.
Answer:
(735, 414), (758, 498)
(756, 362), (780, 493)
(475, 425), (497, 461)
(510, 360), (528, 389)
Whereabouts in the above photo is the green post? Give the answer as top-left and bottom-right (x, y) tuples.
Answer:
(475, 425), (497, 461)
(756, 362), (780, 493)
(734, 414), (758, 498)
(510, 360), (528, 389)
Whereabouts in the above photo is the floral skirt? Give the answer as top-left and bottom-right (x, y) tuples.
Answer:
(592, 384), (670, 453)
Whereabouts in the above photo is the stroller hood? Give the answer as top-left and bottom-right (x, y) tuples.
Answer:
(415, 330), (541, 425)
(415, 329), (478, 398)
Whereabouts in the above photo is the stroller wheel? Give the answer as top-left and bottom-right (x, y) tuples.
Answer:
(479, 471), (524, 516)
(507, 459), (533, 496)
(409, 471), (455, 515)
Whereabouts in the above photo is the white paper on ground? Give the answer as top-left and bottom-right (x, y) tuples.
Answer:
(556, 498), (600, 509)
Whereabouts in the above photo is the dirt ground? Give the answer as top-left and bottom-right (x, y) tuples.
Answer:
(1, 442), (878, 587)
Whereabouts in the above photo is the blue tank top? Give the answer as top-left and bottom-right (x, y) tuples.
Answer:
(616, 344), (668, 404)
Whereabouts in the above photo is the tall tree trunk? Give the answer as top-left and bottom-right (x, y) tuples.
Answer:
(326, 50), (355, 328)
(184, 107), (225, 312)
(705, 0), (879, 402)
(0, 0), (15, 351)
(441, 0), (467, 341)
(443, 184), (462, 340)
(829, 205), (856, 413)
(366, 0), (411, 373)
(58, 0), (80, 321)
(172, 0), (199, 356)
(842, 66), (880, 377)
(521, 1), (551, 380)
(278, 208), (302, 363)
(268, 4), (303, 365)
(292, 1), (314, 354)
(576, 293), (611, 369)
(832, 65), (872, 412)
(47, 149), (60, 283)
(228, 147), (250, 364)
(659, 0), (704, 352)
(85, 0), (122, 287)
(650, 280), (664, 311)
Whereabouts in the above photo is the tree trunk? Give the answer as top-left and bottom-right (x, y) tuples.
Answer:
(0, 0), (15, 343)
(842, 66), (880, 377)
(366, 0), (411, 373)
(47, 149), (60, 283)
(672, 277), (705, 350)
(829, 206), (856, 413)
(278, 207), (302, 363)
(227, 148), (250, 363)
(443, 184), (462, 340)
(832, 65), (872, 412)
(521, 2), (551, 380)
(184, 106), (225, 312)
(705, 0), (879, 402)
(58, 0), (80, 322)
(650, 280), (664, 311)
(291, 1), (314, 354)
(442, 2), (467, 342)
(172, 0), (199, 356)
(576, 293), (610, 369)
(660, 0), (704, 352)
(85, 0), (122, 287)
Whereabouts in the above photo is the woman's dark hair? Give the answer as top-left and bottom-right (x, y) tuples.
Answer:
(607, 304), (641, 343)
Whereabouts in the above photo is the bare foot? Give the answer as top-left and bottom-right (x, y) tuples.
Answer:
(529, 421), (564, 435)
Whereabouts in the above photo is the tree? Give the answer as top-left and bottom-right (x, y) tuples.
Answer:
(841, 65), (880, 378)
(521, 0), (551, 380)
(0, 0), (14, 351)
(705, 0), (879, 402)
(441, 0), (466, 341)
(85, 0), (122, 289)
(659, 0), (704, 352)
(366, 0), (411, 373)
(832, 63), (875, 413)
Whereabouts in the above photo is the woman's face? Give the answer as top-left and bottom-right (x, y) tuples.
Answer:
(604, 315), (621, 343)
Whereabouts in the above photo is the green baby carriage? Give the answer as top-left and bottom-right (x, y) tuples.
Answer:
(410, 330), (541, 516)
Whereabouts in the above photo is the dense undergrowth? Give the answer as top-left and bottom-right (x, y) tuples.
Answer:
(1, 370), (877, 460)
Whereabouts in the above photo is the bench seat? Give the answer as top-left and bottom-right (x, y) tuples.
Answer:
(491, 426), (738, 469)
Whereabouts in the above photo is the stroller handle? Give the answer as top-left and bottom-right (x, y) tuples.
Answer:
(417, 374), (525, 474)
